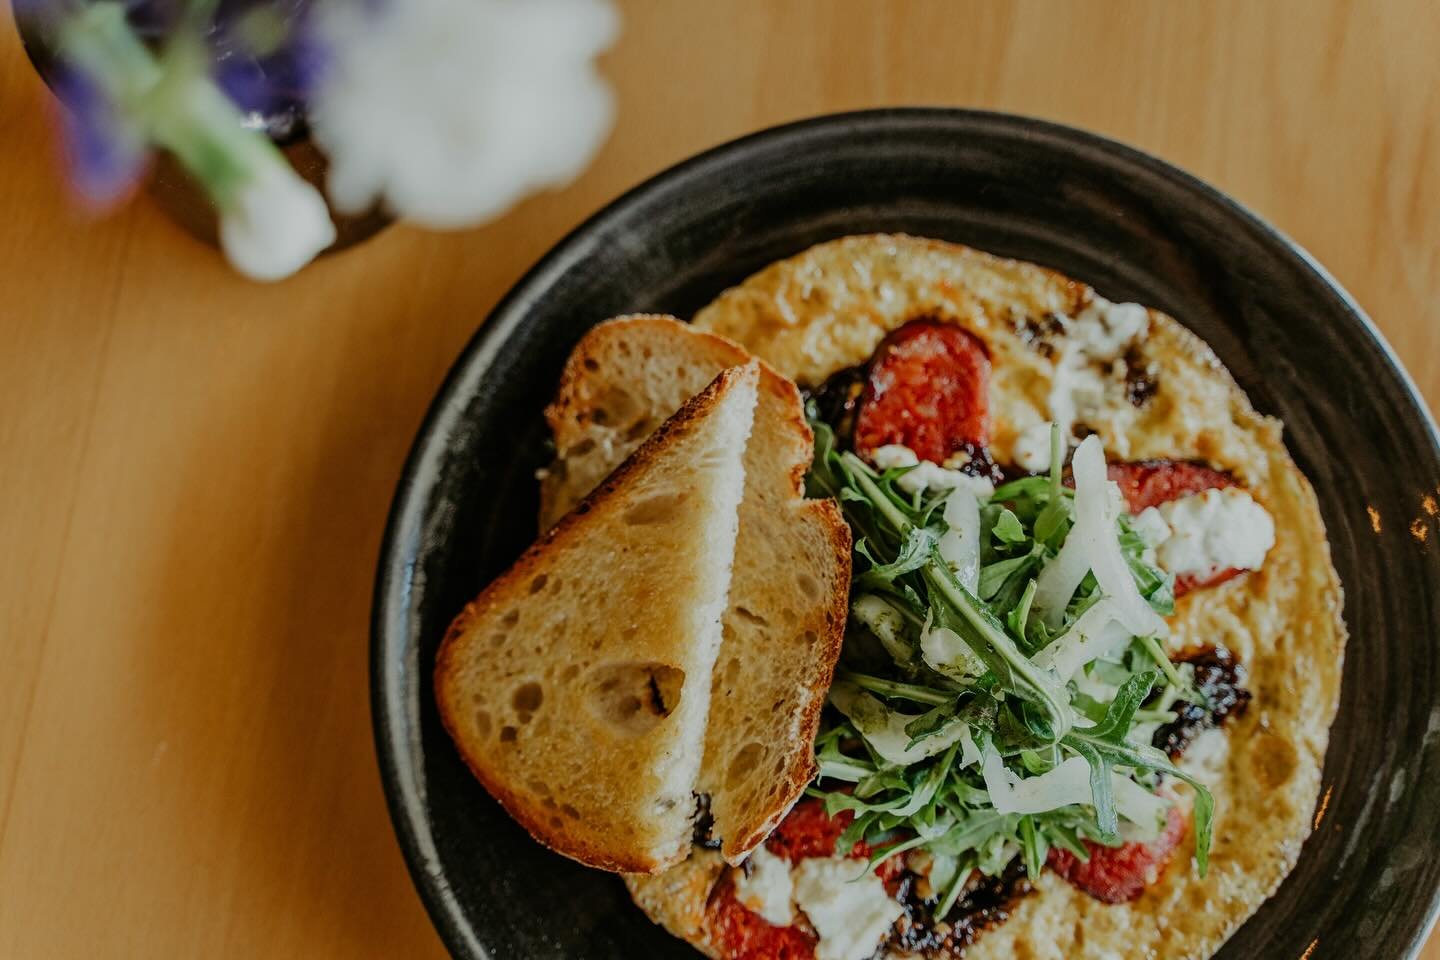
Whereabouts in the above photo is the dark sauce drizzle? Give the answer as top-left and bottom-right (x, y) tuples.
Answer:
(803, 364), (866, 447)
(1123, 346), (1159, 408)
(889, 859), (1033, 958)
(692, 794), (721, 849)
(1152, 646), (1251, 759)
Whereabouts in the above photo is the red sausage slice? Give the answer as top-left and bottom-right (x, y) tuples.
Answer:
(853, 319), (992, 469)
(1106, 460), (1241, 596)
(706, 882), (818, 960)
(1047, 805), (1187, 903)
(1107, 460), (1234, 513)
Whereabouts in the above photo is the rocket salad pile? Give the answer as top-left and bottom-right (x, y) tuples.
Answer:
(804, 419), (1215, 918)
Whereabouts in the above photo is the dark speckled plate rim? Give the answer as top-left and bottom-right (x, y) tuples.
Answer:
(370, 107), (1440, 960)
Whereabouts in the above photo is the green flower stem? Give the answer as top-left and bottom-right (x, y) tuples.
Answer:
(59, 2), (295, 208)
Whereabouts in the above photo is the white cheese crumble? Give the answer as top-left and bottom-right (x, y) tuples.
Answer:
(1178, 727), (1231, 786)
(1152, 487), (1275, 579)
(871, 444), (994, 497)
(1012, 421), (1055, 473)
(1044, 298), (1150, 447)
(1070, 300), (1149, 358)
(1130, 506), (1173, 548)
(791, 857), (904, 960)
(732, 845), (794, 926)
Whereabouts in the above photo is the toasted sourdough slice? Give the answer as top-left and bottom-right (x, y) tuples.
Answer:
(435, 363), (759, 873)
(541, 316), (851, 863)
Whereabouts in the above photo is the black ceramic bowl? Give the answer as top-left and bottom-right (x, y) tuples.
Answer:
(372, 109), (1440, 960)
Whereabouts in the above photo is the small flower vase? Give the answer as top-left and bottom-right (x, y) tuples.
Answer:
(13, 3), (391, 259)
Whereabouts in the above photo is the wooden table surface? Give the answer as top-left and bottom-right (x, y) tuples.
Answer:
(3, 1), (1437, 957)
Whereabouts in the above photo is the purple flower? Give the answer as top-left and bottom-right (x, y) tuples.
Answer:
(207, 0), (325, 142)
(49, 66), (148, 207)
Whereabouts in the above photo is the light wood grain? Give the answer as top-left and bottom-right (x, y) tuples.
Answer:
(1, 1), (1436, 957)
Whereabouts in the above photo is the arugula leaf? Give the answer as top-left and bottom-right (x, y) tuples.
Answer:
(841, 670), (954, 707)
(979, 553), (1037, 601)
(992, 508), (1027, 545)
(1061, 672), (1215, 873)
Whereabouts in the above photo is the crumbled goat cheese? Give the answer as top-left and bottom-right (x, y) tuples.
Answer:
(1012, 421), (1056, 473)
(1154, 487), (1275, 579)
(732, 845), (794, 926)
(871, 444), (994, 497)
(1179, 728), (1231, 786)
(1045, 298), (1149, 444)
(1131, 506), (1174, 548)
(791, 857), (904, 960)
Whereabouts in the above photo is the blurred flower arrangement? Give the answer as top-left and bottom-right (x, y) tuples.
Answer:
(15, 0), (619, 281)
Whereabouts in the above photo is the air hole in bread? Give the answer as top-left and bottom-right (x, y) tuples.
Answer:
(526, 777), (552, 799)
(733, 606), (770, 627)
(513, 682), (544, 714)
(599, 386), (639, 424)
(726, 742), (764, 788)
(802, 630), (817, 646)
(623, 490), (689, 526)
(560, 664), (580, 682)
(796, 572), (821, 601)
(584, 662), (685, 736)
(582, 357), (600, 372)
(528, 575), (549, 595)
(549, 815), (563, 829)
(473, 709), (492, 740)
(501, 610), (520, 629)
(499, 725), (518, 743)
(560, 804), (580, 820)
(569, 438), (596, 457)
(723, 657), (741, 683)
(489, 633), (505, 649)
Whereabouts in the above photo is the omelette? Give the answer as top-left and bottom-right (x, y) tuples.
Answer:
(624, 234), (1346, 960)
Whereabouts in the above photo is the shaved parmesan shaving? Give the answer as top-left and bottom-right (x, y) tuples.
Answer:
(851, 594), (912, 665)
(982, 745), (1171, 828)
(984, 750), (1092, 814)
(1034, 597), (1136, 682)
(829, 682), (968, 765)
(938, 487), (983, 592)
(921, 624), (986, 680)
(1034, 436), (1167, 639)
(1113, 776), (1170, 839)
